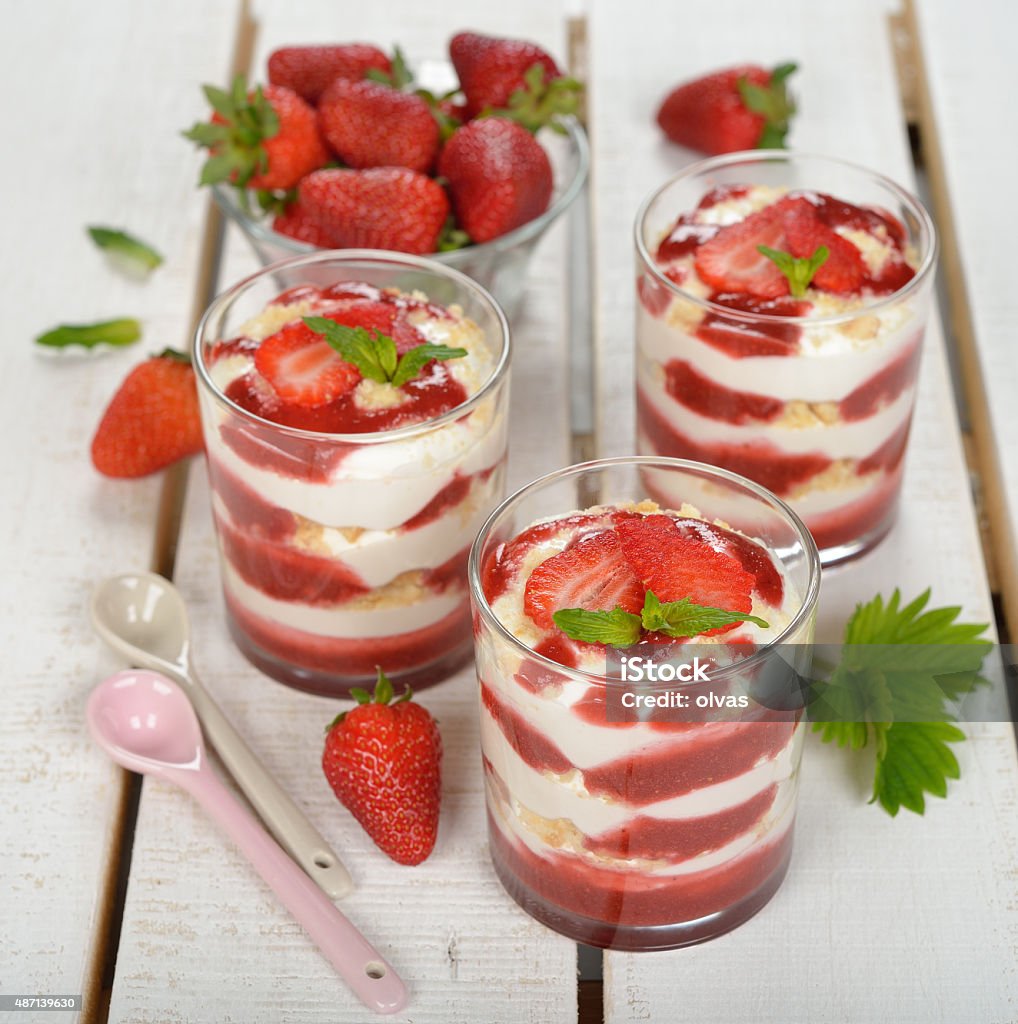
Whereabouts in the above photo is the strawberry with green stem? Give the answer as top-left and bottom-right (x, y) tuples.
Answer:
(657, 63), (797, 155)
(449, 31), (582, 129)
(183, 74), (328, 191)
(322, 668), (442, 866)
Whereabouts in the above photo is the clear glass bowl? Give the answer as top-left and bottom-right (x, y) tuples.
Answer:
(212, 116), (589, 319)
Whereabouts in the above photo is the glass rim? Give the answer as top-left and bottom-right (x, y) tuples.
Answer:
(193, 248), (511, 445)
(211, 116), (590, 262)
(467, 455), (823, 688)
(634, 149), (940, 327)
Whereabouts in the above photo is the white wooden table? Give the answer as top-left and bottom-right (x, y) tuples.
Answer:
(3, 1), (1017, 1021)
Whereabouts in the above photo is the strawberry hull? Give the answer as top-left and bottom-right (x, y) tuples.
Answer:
(635, 157), (936, 565)
(468, 463), (820, 951)
(195, 254), (511, 696)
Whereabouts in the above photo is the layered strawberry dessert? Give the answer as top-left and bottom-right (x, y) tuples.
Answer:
(474, 500), (809, 949)
(197, 280), (507, 694)
(637, 183), (930, 560)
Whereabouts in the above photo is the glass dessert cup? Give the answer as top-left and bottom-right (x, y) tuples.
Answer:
(635, 151), (938, 566)
(195, 250), (511, 698)
(213, 116), (589, 320)
(468, 457), (821, 951)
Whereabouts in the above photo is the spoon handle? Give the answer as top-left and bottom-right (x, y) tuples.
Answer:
(180, 762), (408, 1015)
(183, 669), (354, 899)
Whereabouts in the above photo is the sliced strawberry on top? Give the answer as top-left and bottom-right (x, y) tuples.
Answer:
(783, 203), (865, 295)
(693, 203), (792, 299)
(615, 515), (755, 634)
(254, 320), (360, 408)
(524, 530), (645, 631)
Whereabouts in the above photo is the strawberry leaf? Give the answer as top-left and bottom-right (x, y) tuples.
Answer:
(811, 588), (991, 817)
(481, 62), (583, 133)
(738, 62), (797, 149)
(35, 318), (141, 350)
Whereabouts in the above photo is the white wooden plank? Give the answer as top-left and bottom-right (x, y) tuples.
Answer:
(0, 1), (241, 1014)
(110, 2), (578, 1020)
(913, 0), (1018, 636)
(587, 0), (1018, 1019)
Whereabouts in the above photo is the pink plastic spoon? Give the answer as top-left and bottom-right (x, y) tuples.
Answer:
(87, 669), (408, 1015)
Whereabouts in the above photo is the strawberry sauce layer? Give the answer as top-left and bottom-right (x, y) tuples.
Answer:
(488, 807), (794, 932)
(226, 588), (472, 681)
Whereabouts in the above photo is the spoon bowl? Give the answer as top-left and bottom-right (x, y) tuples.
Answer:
(90, 572), (190, 672)
(88, 670), (202, 774)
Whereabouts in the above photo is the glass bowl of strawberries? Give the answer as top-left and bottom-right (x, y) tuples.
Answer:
(189, 34), (589, 318)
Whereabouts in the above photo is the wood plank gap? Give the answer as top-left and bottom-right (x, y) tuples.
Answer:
(82, 7), (258, 1021)
(901, 0), (1017, 636)
(566, 13), (601, 511)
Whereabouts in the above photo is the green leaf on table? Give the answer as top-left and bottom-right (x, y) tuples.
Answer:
(87, 226), (163, 274)
(34, 318), (141, 350)
(811, 587), (992, 817)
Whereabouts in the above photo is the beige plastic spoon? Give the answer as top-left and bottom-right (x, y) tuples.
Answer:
(89, 571), (353, 899)
(88, 670), (406, 1014)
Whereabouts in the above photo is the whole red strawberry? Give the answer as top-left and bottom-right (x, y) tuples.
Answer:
(438, 118), (552, 243)
(451, 31), (560, 118)
(318, 78), (439, 173)
(322, 670), (442, 866)
(272, 197), (336, 247)
(91, 350), (203, 478)
(298, 167), (449, 254)
(267, 43), (392, 104)
(449, 31), (581, 129)
(183, 75), (329, 190)
(656, 63), (797, 155)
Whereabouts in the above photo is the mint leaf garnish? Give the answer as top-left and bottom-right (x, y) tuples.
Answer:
(303, 316), (466, 388)
(641, 589), (767, 637)
(391, 343), (468, 386)
(552, 589), (765, 647)
(758, 244), (828, 297)
(552, 607), (642, 647)
(35, 318), (141, 350)
(811, 588), (992, 816)
(87, 227), (163, 273)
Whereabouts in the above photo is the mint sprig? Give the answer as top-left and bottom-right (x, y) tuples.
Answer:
(810, 589), (992, 816)
(87, 227), (163, 274)
(758, 244), (828, 297)
(303, 316), (466, 388)
(552, 589), (766, 647)
(35, 318), (141, 350)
